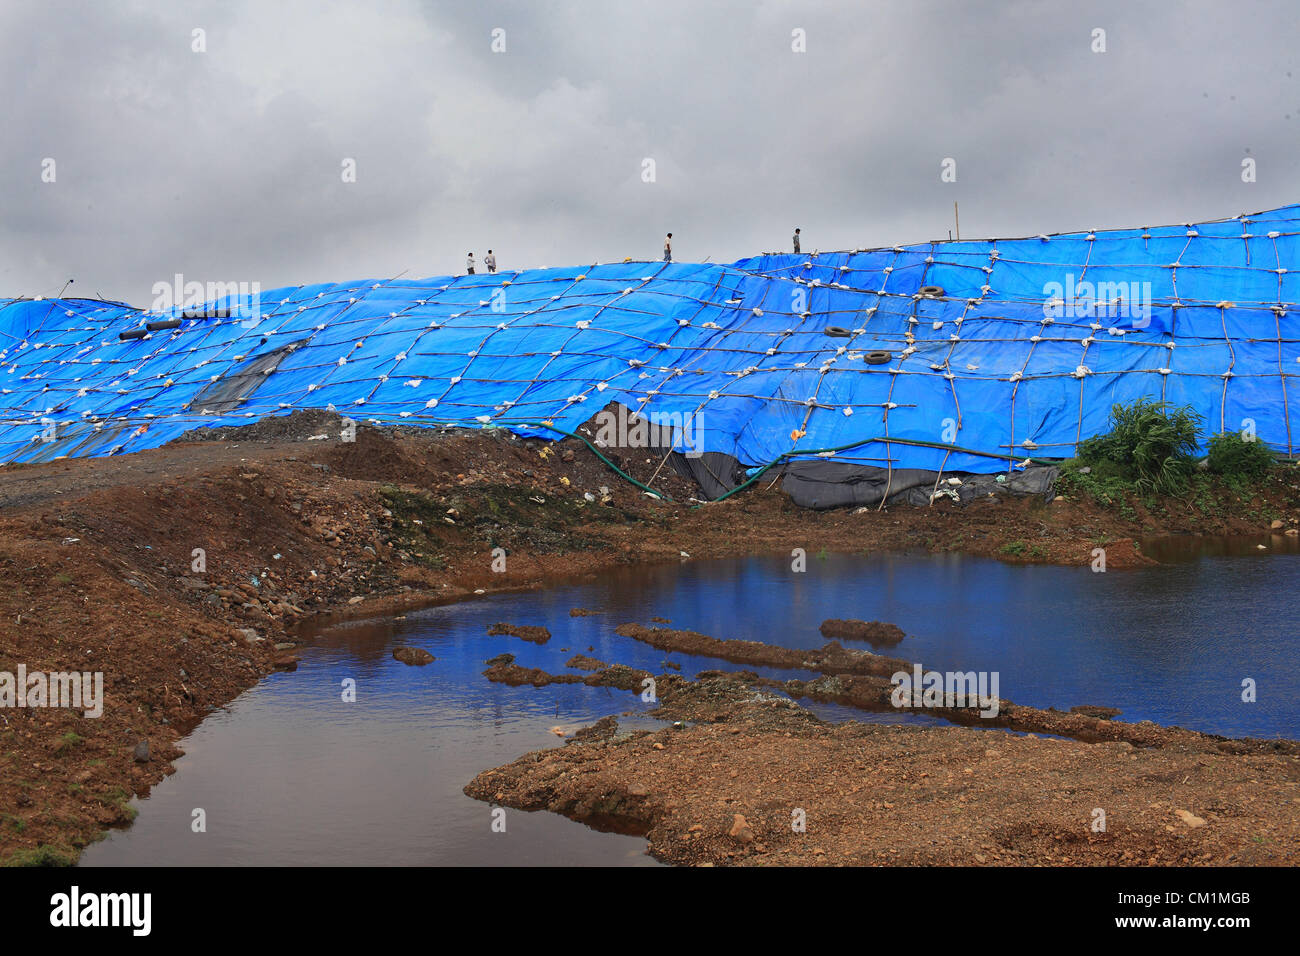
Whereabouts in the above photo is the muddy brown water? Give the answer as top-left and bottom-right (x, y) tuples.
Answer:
(80, 537), (1300, 865)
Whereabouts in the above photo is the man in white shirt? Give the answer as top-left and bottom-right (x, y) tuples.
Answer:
(485, 250), (497, 273)
(793, 228), (801, 254)
(466, 253), (476, 275)
(663, 233), (672, 262)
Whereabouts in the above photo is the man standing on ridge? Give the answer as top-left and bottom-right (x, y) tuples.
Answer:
(793, 228), (801, 254)
(466, 252), (476, 275)
(664, 233), (672, 262)
(485, 250), (497, 273)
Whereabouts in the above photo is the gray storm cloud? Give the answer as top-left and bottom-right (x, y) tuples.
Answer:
(1, 0), (1296, 304)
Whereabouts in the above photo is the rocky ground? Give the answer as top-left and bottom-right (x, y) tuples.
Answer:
(1, 409), (1298, 865)
(466, 674), (1300, 866)
(466, 631), (1300, 866)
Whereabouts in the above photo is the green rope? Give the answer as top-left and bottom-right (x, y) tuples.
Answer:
(477, 417), (674, 501)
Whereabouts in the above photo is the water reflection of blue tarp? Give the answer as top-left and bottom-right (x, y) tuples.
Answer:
(3, 204), (1297, 470)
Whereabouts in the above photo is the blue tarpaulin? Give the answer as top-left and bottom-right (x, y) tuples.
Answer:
(2, 204), (1297, 475)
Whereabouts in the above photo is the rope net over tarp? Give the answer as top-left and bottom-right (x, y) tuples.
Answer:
(2, 204), (1298, 490)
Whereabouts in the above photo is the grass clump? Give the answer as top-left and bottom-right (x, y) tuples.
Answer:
(1075, 397), (1202, 496)
(1206, 431), (1276, 481)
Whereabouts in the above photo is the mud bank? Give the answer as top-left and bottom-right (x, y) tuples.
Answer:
(465, 670), (1300, 866)
(611, 625), (1300, 754)
(1, 410), (1297, 863)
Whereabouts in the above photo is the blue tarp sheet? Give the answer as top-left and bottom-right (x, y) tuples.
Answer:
(2, 205), (1297, 473)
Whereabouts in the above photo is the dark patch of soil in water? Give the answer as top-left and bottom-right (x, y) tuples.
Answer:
(487, 623), (552, 644)
(392, 646), (435, 666)
(566, 655), (608, 671)
(819, 618), (906, 647)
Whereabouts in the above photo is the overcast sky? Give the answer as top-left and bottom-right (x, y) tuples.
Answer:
(2, 0), (1297, 304)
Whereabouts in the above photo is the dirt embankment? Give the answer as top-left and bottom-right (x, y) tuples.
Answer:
(1, 409), (1297, 864)
(466, 666), (1300, 867)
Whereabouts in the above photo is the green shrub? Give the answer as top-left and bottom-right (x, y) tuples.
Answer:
(1206, 431), (1275, 479)
(1075, 397), (1202, 495)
